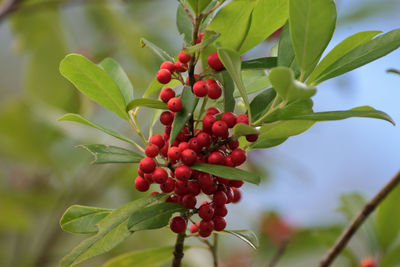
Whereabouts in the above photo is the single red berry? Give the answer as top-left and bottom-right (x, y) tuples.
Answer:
(181, 149), (197, 165)
(232, 187), (242, 203)
(135, 176), (150, 192)
(212, 120), (229, 137)
(156, 69), (171, 84)
(150, 191), (160, 196)
(139, 157), (156, 173)
(360, 257), (376, 267)
(207, 82), (222, 99)
(200, 219), (214, 233)
(198, 173), (214, 187)
(231, 148), (246, 166)
(217, 177), (230, 185)
(208, 52), (224, 71)
(202, 183), (218, 195)
(196, 32), (204, 44)
(160, 111), (174, 126)
(198, 204), (215, 221)
(175, 165), (192, 181)
(138, 168), (144, 178)
(160, 61), (175, 73)
(225, 187), (234, 203)
(228, 140), (239, 150)
(202, 114), (217, 133)
(224, 155), (235, 167)
(182, 194), (197, 209)
(246, 134), (259, 142)
(174, 60), (188, 72)
(167, 97), (182, 112)
(177, 127), (189, 142)
(213, 190), (228, 206)
(166, 195), (181, 204)
(206, 107), (220, 115)
(208, 151), (224, 165)
(160, 178), (175, 193)
(167, 146), (181, 161)
(230, 179), (244, 188)
(236, 114), (249, 125)
(160, 142), (169, 157)
(213, 216), (227, 231)
(197, 132), (211, 147)
(145, 144), (159, 158)
(160, 88), (175, 103)
(178, 141), (190, 151)
(143, 172), (154, 184)
(190, 223), (199, 233)
(215, 204), (228, 217)
(188, 137), (201, 152)
(153, 168), (168, 184)
(193, 80), (208, 97)
(178, 50), (191, 63)
(170, 216), (187, 233)
(165, 126), (172, 136)
(221, 112), (237, 128)
(149, 135), (165, 149)
(175, 180), (189, 196)
(199, 227), (213, 238)
(188, 181), (201, 196)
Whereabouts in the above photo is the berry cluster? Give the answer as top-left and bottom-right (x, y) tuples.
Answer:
(135, 41), (258, 238)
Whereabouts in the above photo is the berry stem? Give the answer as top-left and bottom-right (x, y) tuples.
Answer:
(212, 233), (219, 267)
(129, 110), (148, 145)
(172, 231), (186, 267)
(195, 97), (208, 129)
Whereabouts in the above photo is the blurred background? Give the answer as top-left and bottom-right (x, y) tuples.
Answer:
(0, 0), (399, 266)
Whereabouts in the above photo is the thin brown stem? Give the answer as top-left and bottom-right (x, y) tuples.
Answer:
(172, 232), (186, 267)
(319, 171), (400, 267)
(200, 0), (225, 19)
(268, 239), (289, 267)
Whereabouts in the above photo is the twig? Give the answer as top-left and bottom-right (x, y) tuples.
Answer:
(212, 233), (219, 267)
(319, 171), (400, 267)
(268, 239), (289, 267)
(172, 232), (186, 267)
(200, 0), (225, 19)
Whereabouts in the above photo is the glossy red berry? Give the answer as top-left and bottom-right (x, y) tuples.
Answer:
(168, 97), (182, 112)
(197, 132), (211, 147)
(196, 32), (204, 44)
(208, 52), (224, 71)
(170, 216), (187, 233)
(206, 107), (220, 115)
(190, 223), (199, 233)
(178, 141), (190, 151)
(175, 180), (189, 196)
(236, 114), (249, 125)
(231, 148), (246, 166)
(174, 60), (188, 72)
(224, 155), (235, 167)
(188, 137), (201, 153)
(145, 144), (159, 158)
(193, 80), (208, 97)
(360, 258), (376, 267)
(207, 82), (222, 99)
(182, 194), (197, 209)
(198, 204), (215, 221)
(139, 157), (156, 173)
(156, 69), (171, 84)
(246, 134), (259, 142)
(188, 181), (201, 196)
(135, 176), (150, 192)
(166, 195), (181, 204)
(215, 204), (228, 217)
(160, 88), (175, 103)
(153, 168), (168, 184)
(160, 111), (174, 126)
(212, 120), (229, 137)
(198, 173), (214, 187)
(208, 151), (224, 165)
(221, 112), (237, 128)
(178, 50), (191, 63)
(167, 146), (181, 161)
(181, 149), (197, 165)
(213, 190), (228, 206)
(202, 114), (217, 133)
(160, 61), (175, 73)
(199, 219), (214, 233)
(232, 188), (242, 203)
(213, 216), (227, 231)
(160, 177), (175, 193)
(149, 135), (165, 149)
(175, 165), (192, 181)
(228, 140), (239, 150)
(230, 179), (244, 188)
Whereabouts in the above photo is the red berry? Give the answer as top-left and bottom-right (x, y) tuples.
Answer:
(156, 69), (171, 84)
(208, 151), (224, 165)
(175, 165), (192, 181)
(213, 190), (228, 206)
(212, 120), (229, 137)
(221, 112), (237, 128)
(138, 168), (144, 177)
(166, 195), (181, 204)
(149, 135), (165, 149)
(236, 114), (249, 125)
(202, 184), (218, 195)
(174, 60), (188, 72)
(207, 82), (222, 99)
(228, 140), (239, 150)
(182, 194), (197, 209)
(197, 32), (204, 44)
(190, 223), (199, 233)
(150, 191), (159, 196)
(197, 132), (211, 147)
(215, 205), (228, 217)
(153, 168), (168, 184)
(213, 216), (227, 231)
(139, 157), (156, 173)
(231, 148), (246, 166)
(230, 179), (244, 188)
(232, 188), (242, 203)
(181, 149), (197, 165)
(160, 142), (169, 157)
(160, 61), (175, 73)
(224, 155), (235, 167)
(178, 50), (191, 64)
(135, 176), (150, 192)
(225, 187), (234, 203)
(198, 204), (215, 221)
(199, 219), (214, 233)
(170, 216), (187, 233)
(145, 144), (159, 158)
(202, 114), (217, 133)
(198, 173), (214, 187)
(208, 52), (224, 71)
(160, 111), (174, 126)
(168, 146), (181, 161)
(188, 137), (201, 153)
(175, 180), (189, 196)
(160, 177), (175, 193)
(178, 141), (190, 151)
(206, 107), (221, 115)
(246, 134), (259, 142)
(160, 88), (175, 103)
(177, 127), (189, 142)
(188, 181), (201, 196)
(360, 257), (376, 267)
(193, 80), (208, 97)
(168, 97), (182, 112)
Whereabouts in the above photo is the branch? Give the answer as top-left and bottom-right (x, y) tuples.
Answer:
(319, 171), (400, 267)
(172, 231), (186, 267)
(268, 239), (289, 267)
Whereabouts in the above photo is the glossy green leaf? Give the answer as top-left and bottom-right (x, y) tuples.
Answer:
(239, 0), (289, 53)
(220, 72), (235, 112)
(250, 88), (276, 121)
(143, 78), (181, 98)
(191, 164), (260, 185)
(289, 0), (337, 79)
(59, 54), (129, 120)
(177, 4), (193, 44)
(103, 246), (186, 267)
(288, 106), (395, 125)
(60, 205), (112, 234)
(311, 29), (400, 84)
(187, 0), (212, 14)
(259, 120), (315, 139)
(60, 194), (166, 267)
(126, 98), (168, 112)
(278, 21), (300, 77)
(235, 75), (270, 98)
(57, 113), (138, 146)
(218, 230), (259, 249)
(250, 137), (287, 149)
(240, 57), (277, 71)
(269, 67), (316, 103)
(263, 99), (314, 123)
(233, 123), (259, 138)
(127, 203), (185, 231)
(170, 86), (198, 143)
(307, 31), (381, 84)
(140, 38), (174, 62)
(99, 58), (134, 105)
(77, 144), (143, 164)
(184, 30), (220, 54)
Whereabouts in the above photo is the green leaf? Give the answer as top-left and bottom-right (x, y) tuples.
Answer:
(250, 88), (276, 121)
(307, 31), (382, 84)
(278, 21), (300, 77)
(59, 54), (129, 120)
(240, 57), (277, 70)
(99, 58), (134, 105)
(217, 48), (251, 122)
(57, 113), (138, 147)
(220, 72), (235, 112)
(236, 74), (270, 98)
(143, 78), (181, 98)
(103, 246), (187, 267)
(184, 30), (220, 54)
(126, 98), (168, 112)
(60, 194), (166, 267)
(287, 106), (395, 125)
(269, 67), (316, 103)
(380, 244), (400, 267)
(186, 0), (212, 14)
(259, 120), (315, 139)
(207, 0), (257, 52)
(170, 86), (198, 143)
(233, 123), (259, 138)
(289, 0), (337, 80)
(250, 137), (287, 149)
(217, 230), (259, 249)
(191, 164), (260, 185)
(239, 0), (289, 53)
(60, 205), (112, 234)
(140, 38), (174, 62)
(77, 144), (143, 164)
(177, 4), (193, 45)
(310, 29), (400, 84)
(263, 98), (314, 123)
(127, 203), (186, 231)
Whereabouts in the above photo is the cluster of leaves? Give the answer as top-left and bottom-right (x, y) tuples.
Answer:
(56, 0), (399, 266)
